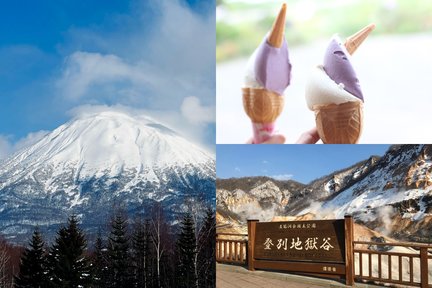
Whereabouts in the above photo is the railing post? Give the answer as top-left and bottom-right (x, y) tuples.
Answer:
(247, 219), (259, 271)
(420, 247), (428, 288)
(345, 215), (354, 286)
(215, 234), (219, 262)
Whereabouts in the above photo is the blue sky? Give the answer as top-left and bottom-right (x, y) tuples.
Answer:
(0, 0), (215, 158)
(217, 144), (391, 183)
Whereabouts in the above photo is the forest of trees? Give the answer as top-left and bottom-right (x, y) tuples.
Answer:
(0, 203), (215, 288)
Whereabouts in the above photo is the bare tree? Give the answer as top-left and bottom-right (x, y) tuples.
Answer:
(182, 196), (211, 287)
(149, 202), (169, 288)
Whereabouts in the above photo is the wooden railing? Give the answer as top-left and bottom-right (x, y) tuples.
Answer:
(353, 241), (432, 288)
(216, 233), (248, 265)
(216, 232), (432, 287)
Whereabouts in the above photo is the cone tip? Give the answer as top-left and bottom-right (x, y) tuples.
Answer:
(267, 3), (287, 48)
(344, 23), (376, 54)
(363, 23), (376, 34)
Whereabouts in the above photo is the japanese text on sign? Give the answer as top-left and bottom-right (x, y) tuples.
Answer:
(263, 237), (334, 251)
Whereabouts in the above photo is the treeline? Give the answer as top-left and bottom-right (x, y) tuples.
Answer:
(7, 203), (215, 288)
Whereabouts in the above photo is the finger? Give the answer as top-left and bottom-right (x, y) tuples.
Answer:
(295, 127), (320, 144)
(246, 134), (285, 144)
(263, 134), (285, 144)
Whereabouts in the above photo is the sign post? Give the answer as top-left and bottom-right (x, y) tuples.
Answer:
(247, 219), (259, 271)
(247, 216), (354, 286)
(344, 215), (354, 285)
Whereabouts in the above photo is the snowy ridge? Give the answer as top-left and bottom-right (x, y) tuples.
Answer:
(0, 111), (213, 184)
(313, 145), (432, 221)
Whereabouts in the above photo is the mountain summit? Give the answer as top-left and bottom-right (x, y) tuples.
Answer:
(0, 110), (215, 242)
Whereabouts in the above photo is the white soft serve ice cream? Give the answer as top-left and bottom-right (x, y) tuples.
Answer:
(305, 35), (364, 110)
(244, 49), (264, 89)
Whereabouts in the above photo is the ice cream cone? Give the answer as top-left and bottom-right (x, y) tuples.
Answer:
(243, 88), (284, 143)
(242, 3), (290, 144)
(243, 88), (284, 123)
(344, 23), (375, 55)
(313, 25), (373, 144)
(267, 3), (286, 48)
(313, 101), (363, 144)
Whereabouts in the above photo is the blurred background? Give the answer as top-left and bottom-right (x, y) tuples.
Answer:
(216, 0), (432, 143)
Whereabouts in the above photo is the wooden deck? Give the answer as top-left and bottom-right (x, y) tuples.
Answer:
(217, 264), (382, 288)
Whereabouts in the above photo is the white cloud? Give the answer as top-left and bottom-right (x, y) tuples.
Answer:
(181, 96), (215, 125)
(234, 167), (241, 172)
(54, 0), (215, 149)
(271, 174), (294, 181)
(0, 136), (12, 160)
(58, 52), (153, 101)
(262, 160), (269, 164)
(57, 0), (214, 109)
(0, 131), (48, 160)
(14, 131), (49, 151)
(68, 103), (141, 119)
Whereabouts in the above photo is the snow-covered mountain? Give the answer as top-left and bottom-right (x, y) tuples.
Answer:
(0, 111), (215, 243)
(217, 145), (432, 242)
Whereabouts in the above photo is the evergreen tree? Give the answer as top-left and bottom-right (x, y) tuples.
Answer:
(107, 212), (133, 288)
(46, 215), (91, 287)
(160, 240), (176, 288)
(143, 219), (154, 288)
(91, 232), (108, 287)
(197, 207), (216, 288)
(14, 228), (47, 288)
(176, 213), (197, 288)
(131, 218), (146, 288)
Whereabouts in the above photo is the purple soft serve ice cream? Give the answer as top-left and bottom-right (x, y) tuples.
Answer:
(305, 35), (363, 110)
(242, 3), (290, 144)
(244, 35), (292, 95)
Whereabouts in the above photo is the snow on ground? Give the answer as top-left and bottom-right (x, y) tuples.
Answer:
(310, 186), (432, 221)
(354, 246), (432, 285)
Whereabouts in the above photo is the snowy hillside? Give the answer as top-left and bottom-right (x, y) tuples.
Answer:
(304, 145), (432, 240)
(0, 110), (215, 243)
(0, 111), (213, 183)
(217, 145), (432, 242)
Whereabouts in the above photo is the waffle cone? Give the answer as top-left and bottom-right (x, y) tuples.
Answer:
(267, 3), (286, 48)
(242, 88), (284, 123)
(313, 101), (363, 144)
(344, 23), (375, 55)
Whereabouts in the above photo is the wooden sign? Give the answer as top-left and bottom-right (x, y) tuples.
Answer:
(247, 216), (354, 285)
(254, 219), (345, 263)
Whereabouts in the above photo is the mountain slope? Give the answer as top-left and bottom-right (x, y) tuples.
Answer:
(0, 111), (215, 243)
(312, 145), (432, 241)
